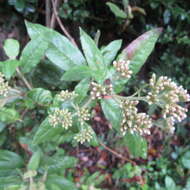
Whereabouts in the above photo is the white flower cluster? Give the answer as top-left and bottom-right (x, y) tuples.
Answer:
(147, 74), (190, 133)
(74, 127), (93, 144)
(90, 82), (113, 100)
(57, 90), (77, 101)
(49, 109), (72, 129)
(0, 72), (10, 97)
(113, 60), (133, 79)
(120, 100), (152, 136)
(76, 107), (90, 125)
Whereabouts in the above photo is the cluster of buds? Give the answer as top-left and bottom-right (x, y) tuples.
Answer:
(0, 72), (10, 97)
(49, 109), (72, 129)
(76, 107), (90, 125)
(90, 82), (113, 100)
(147, 74), (190, 104)
(57, 90), (77, 101)
(74, 127), (93, 144)
(120, 100), (152, 136)
(113, 59), (133, 79)
(147, 74), (189, 133)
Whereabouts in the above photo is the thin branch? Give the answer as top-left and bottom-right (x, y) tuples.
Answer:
(16, 68), (32, 90)
(51, 0), (78, 47)
(50, 0), (59, 28)
(99, 141), (136, 165)
(46, 0), (51, 27)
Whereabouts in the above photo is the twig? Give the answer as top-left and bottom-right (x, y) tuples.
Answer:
(16, 68), (32, 90)
(46, 0), (51, 27)
(99, 141), (136, 165)
(50, 0), (59, 28)
(51, 0), (78, 47)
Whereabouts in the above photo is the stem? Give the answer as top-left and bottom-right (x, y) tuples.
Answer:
(16, 68), (32, 90)
(99, 141), (136, 165)
(45, 0), (51, 27)
(51, 0), (78, 47)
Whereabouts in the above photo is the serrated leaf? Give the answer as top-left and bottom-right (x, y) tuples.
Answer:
(20, 37), (48, 73)
(0, 150), (24, 169)
(101, 40), (122, 66)
(0, 108), (19, 123)
(3, 39), (20, 59)
(33, 118), (64, 144)
(101, 98), (122, 130)
(80, 28), (107, 82)
(0, 60), (20, 79)
(61, 65), (92, 81)
(25, 21), (85, 70)
(120, 28), (162, 74)
(124, 133), (147, 158)
(106, 2), (127, 19)
(27, 88), (52, 105)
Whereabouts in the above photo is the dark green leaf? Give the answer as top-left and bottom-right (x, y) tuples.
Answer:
(0, 108), (19, 123)
(25, 21), (85, 70)
(80, 28), (107, 82)
(181, 151), (190, 169)
(27, 88), (52, 105)
(61, 65), (92, 81)
(120, 28), (162, 74)
(124, 133), (147, 158)
(101, 40), (122, 66)
(3, 39), (20, 59)
(0, 60), (20, 79)
(0, 150), (24, 169)
(101, 98), (122, 130)
(46, 175), (78, 190)
(106, 2), (127, 19)
(33, 118), (64, 144)
(27, 150), (41, 171)
(20, 37), (48, 73)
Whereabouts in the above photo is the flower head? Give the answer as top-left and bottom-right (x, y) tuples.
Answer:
(74, 127), (93, 144)
(57, 90), (77, 101)
(0, 72), (10, 97)
(76, 107), (90, 125)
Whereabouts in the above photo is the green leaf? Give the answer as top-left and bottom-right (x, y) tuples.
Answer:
(80, 28), (107, 82)
(25, 21), (85, 70)
(101, 40), (122, 66)
(181, 151), (190, 169)
(20, 37), (48, 73)
(106, 2), (127, 19)
(33, 118), (64, 144)
(165, 176), (176, 189)
(120, 28), (162, 74)
(46, 175), (78, 190)
(74, 78), (90, 104)
(3, 39), (20, 59)
(61, 65), (92, 81)
(0, 108), (20, 123)
(101, 98), (122, 130)
(0, 60), (20, 79)
(27, 150), (41, 171)
(124, 133), (147, 158)
(27, 88), (52, 105)
(0, 150), (24, 169)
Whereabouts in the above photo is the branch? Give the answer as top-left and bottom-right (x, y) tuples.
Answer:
(99, 141), (136, 165)
(50, 0), (78, 47)
(45, 0), (51, 27)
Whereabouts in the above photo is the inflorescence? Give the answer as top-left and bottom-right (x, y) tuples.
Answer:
(147, 74), (190, 133)
(113, 59), (133, 79)
(57, 90), (77, 101)
(49, 109), (72, 129)
(0, 72), (10, 97)
(120, 100), (152, 136)
(76, 107), (90, 125)
(90, 82), (113, 100)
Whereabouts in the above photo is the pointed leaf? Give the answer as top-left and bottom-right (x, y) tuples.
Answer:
(101, 98), (122, 130)
(101, 40), (122, 66)
(27, 150), (41, 171)
(106, 2), (127, 19)
(20, 37), (48, 73)
(61, 65), (92, 81)
(120, 28), (162, 74)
